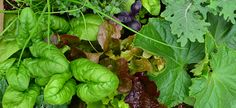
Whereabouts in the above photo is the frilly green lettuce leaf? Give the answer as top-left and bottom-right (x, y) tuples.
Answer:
(23, 42), (69, 77)
(2, 84), (40, 108)
(70, 58), (119, 103)
(44, 72), (76, 105)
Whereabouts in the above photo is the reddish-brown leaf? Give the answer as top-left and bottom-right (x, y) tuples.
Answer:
(125, 72), (166, 108)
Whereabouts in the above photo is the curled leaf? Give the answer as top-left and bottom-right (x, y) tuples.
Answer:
(125, 72), (164, 108)
(70, 58), (119, 103)
(98, 20), (122, 51)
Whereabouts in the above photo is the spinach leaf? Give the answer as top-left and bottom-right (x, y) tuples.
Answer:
(133, 18), (204, 107)
(23, 42), (69, 77)
(70, 58), (119, 103)
(44, 73), (76, 105)
(2, 84), (40, 108)
(68, 14), (103, 41)
(6, 64), (30, 91)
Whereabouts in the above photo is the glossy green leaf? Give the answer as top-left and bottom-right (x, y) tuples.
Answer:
(2, 84), (40, 108)
(133, 18), (204, 107)
(44, 73), (76, 105)
(6, 64), (30, 91)
(190, 46), (236, 108)
(68, 14), (103, 41)
(16, 7), (39, 47)
(35, 77), (50, 86)
(70, 58), (119, 103)
(41, 15), (70, 34)
(0, 58), (16, 78)
(141, 0), (161, 15)
(23, 42), (69, 77)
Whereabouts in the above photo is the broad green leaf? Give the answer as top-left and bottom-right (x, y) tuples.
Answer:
(2, 84), (40, 108)
(35, 77), (50, 86)
(6, 65), (30, 91)
(3, 14), (19, 40)
(44, 73), (76, 105)
(141, 0), (161, 15)
(0, 58), (16, 78)
(133, 18), (204, 107)
(23, 42), (69, 77)
(190, 46), (236, 108)
(161, 0), (210, 46)
(17, 7), (38, 47)
(40, 15), (70, 34)
(68, 14), (103, 41)
(207, 14), (236, 50)
(208, 0), (236, 24)
(70, 58), (119, 103)
(0, 39), (20, 62)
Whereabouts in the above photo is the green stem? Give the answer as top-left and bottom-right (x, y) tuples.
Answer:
(69, 0), (183, 49)
(17, 5), (48, 66)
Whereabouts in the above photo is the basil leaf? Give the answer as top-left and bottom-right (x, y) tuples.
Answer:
(44, 73), (76, 105)
(70, 58), (119, 103)
(6, 64), (30, 91)
(2, 84), (40, 108)
(23, 42), (69, 77)
(68, 14), (103, 41)
(141, 0), (161, 15)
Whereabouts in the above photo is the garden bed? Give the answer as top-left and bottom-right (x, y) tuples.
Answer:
(1, 0), (236, 108)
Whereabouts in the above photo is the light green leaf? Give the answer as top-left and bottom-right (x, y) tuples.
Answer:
(6, 65), (30, 91)
(70, 58), (119, 103)
(2, 84), (40, 108)
(190, 46), (236, 108)
(208, 0), (236, 24)
(161, 0), (210, 46)
(141, 0), (161, 15)
(133, 18), (204, 107)
(68, 14), (103, 41)
(23, 42), (69, 77)
(44, 73), (76, 105)
(0, 39), (20, 63)
(0, 58), (16, 78)
(17, 7), (38, 47)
